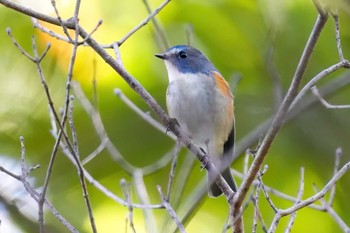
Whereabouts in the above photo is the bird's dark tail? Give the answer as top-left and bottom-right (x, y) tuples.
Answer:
(208, 168), (237, 197)
(208, 121), (237, 197)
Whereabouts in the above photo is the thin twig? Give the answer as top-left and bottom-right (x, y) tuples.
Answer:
(251, 189), (268, 233)
(243, 150), (250, 175)
(142, 0), (169, 50)
(64, 14), (98, 233)
(81, 140), (106, 165)
(133, 170), (158, 233)
(79, 20), (103, 45)
(231, 169), (323, 211)
(329, 148), (342, 205)
(166, 140), (181, 201)
(31, 17), (71, 42)
(0, 139), (79, 232)
(332, 13), (344, 61)
(54, 129), (163, 209)
(141, 145), (180, 175)
(185, 24), (194, 46)
(258, 165), (278, 213)
(50, 0), (73, 42)
(68, 95), (80, 156)
(284, 167), (304, 233)
(114, 88), (176, 140)
(19, 136), (27, 178)
(313, 183), (350, 233)
(117, 0), (171, 46)
(6, 28), (35, 61)
(167, 152), (196, 209)
(290, 60), (350, 110)
(113, 43), (124, 67)
(233, 71), (350, 161)
(252, 185), (260, 233)
(311, 86), (350, 109)
(92, 55), (98, 108)
(73, 81), (137, 173)
(268, 160), (350, 233)
(157, 185), (186, 233)
(121, 179), (136, 233)
(265, 34), (283, 110)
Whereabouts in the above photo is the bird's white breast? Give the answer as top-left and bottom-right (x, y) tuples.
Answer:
(165, 64), (224, 152)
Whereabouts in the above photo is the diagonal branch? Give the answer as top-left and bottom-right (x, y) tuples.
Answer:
(232, 10), (329, 215)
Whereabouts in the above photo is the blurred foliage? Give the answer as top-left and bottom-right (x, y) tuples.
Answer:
(1, 0), (350, 232)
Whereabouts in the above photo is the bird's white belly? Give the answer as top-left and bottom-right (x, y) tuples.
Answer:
(166, 74), (218, 147)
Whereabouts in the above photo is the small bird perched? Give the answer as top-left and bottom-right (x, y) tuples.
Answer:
(156, 45), (237, 197)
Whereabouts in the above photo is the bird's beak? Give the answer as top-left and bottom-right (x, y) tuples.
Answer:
(155, 53), (167, 60)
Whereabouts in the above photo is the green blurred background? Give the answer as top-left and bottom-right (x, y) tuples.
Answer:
(1, 0), (350, 232)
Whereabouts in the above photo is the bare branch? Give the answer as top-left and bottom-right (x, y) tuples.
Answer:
(113, 42), (124, 67)
(185, 24), (194, 46)
(258, 165), (278, 213)
(233, 71), (350, 161)
(72, 82), (137, 172)
(117, 0), (171, 47)
(231, 170), (324, 211)
(165, 140), (182, 201)
(31, 17), (70, 42)
(6, 28), (35, 61)
(252, 188), (268, 233)
(243, 150), (250, 175)
(329, 148), (342, 205)
(142, 0), (169, 50)
(269, 159), (350, 233)
(157, 185), (186, 233)
(114, 88), (176, 140)
(141, 145), (180, 175)
(50, 0), (73, 42)
(233, 11), (329, 212)
(290, 60), (350, 110)
(121, 179), (137, 233)
(133, 170), (158, 233)
(252, 181), (261, 232)
(53, 126), (164, 210)
(0, 138), (79, 232)
(313, 182), (350, 233)
(265, 34), (283, 109)
(332, 13), (344, 61)
(68, 95), (80, 156)
(284, 168), (304, 233)
(311, 86), (350, 109)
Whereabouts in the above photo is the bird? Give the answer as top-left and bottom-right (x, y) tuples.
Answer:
(155, 45), (237, 197)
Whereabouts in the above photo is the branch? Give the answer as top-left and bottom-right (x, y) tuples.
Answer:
(121, 179), (136, 233)
(232, 10), (329, 221)
(290, 60), (350, 110)
(284, 168), (304, 233)
(114, 88), (176, 140)
(268, 158), (350, 233)
(311, 86), (350, 109)
(133, 170), (158, 233)
(166, 141), (181, 201)
(117, 0), (171, 47)
(0, 137), (79, 233)
(157, 185), (186, 233)
(313, 184), (350, 233)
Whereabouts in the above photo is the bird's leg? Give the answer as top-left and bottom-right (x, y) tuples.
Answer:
(166, 117), (180, 134)
(200, 140), (211, 171)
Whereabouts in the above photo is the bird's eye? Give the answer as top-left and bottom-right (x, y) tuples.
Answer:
(179, 51), (188, 59)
